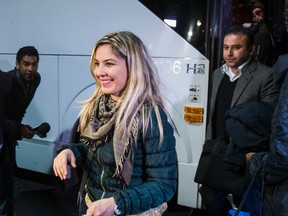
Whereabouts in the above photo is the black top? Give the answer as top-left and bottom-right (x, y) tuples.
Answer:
(212, 74), (237, 138)
(4, 69), (41, 123)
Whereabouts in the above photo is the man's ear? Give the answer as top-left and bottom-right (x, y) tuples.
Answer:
(15, 61), (20, 69)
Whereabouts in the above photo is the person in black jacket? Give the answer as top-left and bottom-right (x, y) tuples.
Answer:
(0, 70), (12, 166)
(0, 70), (12, 216)
(249, 53), (288, 216)
(0, 46), (41, 216)
(0, 71), (12, 152)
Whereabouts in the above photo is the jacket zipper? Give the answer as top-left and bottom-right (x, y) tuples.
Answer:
(97, 148), (106, 199)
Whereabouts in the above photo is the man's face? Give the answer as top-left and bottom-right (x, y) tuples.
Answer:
(16, 55), (38, 82)
(223, 34), (254, 73)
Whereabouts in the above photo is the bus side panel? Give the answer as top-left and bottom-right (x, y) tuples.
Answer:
(0, 0), (210, 208)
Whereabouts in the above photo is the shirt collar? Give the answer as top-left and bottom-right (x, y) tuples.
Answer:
(221, 58), (250, 82)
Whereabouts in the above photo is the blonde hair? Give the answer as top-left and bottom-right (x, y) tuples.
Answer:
(79, 31), (175, 143)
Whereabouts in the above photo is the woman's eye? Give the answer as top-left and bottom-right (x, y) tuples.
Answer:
(106, 62), (114, 66)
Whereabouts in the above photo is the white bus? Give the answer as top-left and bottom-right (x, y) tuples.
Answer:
(0, 0), (210, 209)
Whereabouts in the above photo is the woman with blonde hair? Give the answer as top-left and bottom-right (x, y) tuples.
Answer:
(53, 31), (178, 216)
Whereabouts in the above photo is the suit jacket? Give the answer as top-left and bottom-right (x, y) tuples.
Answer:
(206, 58), (279, 140)
(0, 71), (12, 149)
(3, 69), (40, 164)
(0, 71), (12, 122)
(5, 69), (40, 122)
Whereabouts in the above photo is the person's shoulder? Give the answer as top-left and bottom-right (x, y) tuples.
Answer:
(256, 61), (272, 71)
(0, 70), (13, 80)
(0, 71), (12, 92)
(273, 54), (288, 72)
(5, 68), (17, 77)
(273, 54), (288, 84)
(35, 72), (41, 86)
(213, 67), (222, 72)
(246, 59), (272, 73)
(146, 104), (166, 115)
(211, 67), (223, 80)
(144, 104), (168, 124)
(211, 66), (223, 76)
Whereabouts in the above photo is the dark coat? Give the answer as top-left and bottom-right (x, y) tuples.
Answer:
(61, 107), (177, 215)
(0, 71), (12, 161)
(224, 101), (274, 172)
(3, 69), (41, 139)
(265, 54), (288, 184)
(3, 68), (40, 163)
(0, 71), (12, 119)
(250, 54), (288, 216)
(0, 71), (12, 124)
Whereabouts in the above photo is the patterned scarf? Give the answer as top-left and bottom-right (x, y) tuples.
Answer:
(80, 94), (139, 185)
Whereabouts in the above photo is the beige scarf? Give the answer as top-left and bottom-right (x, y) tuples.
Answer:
(80, 94), (139, 185)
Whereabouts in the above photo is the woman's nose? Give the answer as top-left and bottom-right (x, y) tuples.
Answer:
(94, 65), (105, 77)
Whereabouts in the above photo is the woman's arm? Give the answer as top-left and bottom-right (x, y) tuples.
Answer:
(113, 108), (178, 215)
(53, 142), (87, 179)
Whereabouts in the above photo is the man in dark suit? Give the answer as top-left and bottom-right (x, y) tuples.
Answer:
(0, 70), (12, 166)
(0, 70), (12, 216)
(0, 46), (41, 216)
(0, 71), (12, 146)
(201, 26), (279, 216)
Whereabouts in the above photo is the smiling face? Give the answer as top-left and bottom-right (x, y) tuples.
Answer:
(223, 33), (254, 73)
(93, 44), (128, 101)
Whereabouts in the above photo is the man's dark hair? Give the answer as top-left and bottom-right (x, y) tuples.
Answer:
(224, 25), (255, 47)
(16, 46), (39, 63)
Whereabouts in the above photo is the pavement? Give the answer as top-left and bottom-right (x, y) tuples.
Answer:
(14, 178), (66, 216)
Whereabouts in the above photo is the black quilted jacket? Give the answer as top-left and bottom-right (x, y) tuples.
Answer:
(250, 54), (288, 216)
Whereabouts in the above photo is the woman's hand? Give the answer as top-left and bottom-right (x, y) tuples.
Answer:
(246, 152), (255, 161)
(53, 148), (76, 180)
(86, 197), (115, 216)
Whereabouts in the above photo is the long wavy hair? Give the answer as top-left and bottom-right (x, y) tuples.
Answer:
(79, 31), (175, 143)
